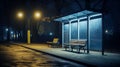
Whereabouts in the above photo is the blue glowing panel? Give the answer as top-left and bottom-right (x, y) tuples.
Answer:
(64, 24), (69, 43)
(71, 22), (78, 39)
(90, 18), (102, 51)
(79, 21), (87, 39)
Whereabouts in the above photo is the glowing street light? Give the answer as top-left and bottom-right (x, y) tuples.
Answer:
(17, 12), (24, 19)
(17, 10), (42, 44)
(34, 11), (41, 20)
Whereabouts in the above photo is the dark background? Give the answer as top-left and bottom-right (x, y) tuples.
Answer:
(0, 0), (120, 52)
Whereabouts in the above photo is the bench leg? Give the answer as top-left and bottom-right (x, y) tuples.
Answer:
(71, 48), (73, 52)
(48, 44), (51, 47)
(78, 49), (80, 53)
(65, 47), (67, 50)
(51, 45), (53, 47)
(83, 48), (85, 53)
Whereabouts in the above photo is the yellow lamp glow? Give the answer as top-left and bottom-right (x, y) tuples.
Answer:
(34, 11), (41, 19)
(17, 12), (23, 19)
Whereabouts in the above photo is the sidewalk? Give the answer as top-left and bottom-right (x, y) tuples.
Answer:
(17, 43), (120, 67)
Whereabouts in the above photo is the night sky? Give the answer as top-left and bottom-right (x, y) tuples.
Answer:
(0, 0), (120, 51)
(0, 0), (120, 26)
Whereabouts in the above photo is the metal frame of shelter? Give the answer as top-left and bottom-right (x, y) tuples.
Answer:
(54, 10), (103, 54)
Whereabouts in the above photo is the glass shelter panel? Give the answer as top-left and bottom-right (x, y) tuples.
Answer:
(64, 24), (69, 43)
(90, 18), (102, 51)
(79, 21), (87, 39)
(71, 22), (78, 39)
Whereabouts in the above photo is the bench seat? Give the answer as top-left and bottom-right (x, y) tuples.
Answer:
(64, 39), (87, 53)
(47, 38), (60, 48)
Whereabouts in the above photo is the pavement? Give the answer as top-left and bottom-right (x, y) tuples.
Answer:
(0, 44), (86, 67)
(16, 43), (120, 67)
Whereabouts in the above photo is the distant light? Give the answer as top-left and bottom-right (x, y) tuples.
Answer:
(16, 34), (19, 38)
(49, 32), (53, 36)
(19, 33), (21, 36)
(17, 12), (23, 19)
(14, 34), (16, 38)
(35, 12), (40, 17)
(11, 31), (13, 34)
(34, 11), (41, 19)
(5, 28), (8, 32)
(34, 11), (42, 20)
(105, 30), (108, 33)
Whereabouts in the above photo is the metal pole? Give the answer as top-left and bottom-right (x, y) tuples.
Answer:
(69, 21), (71, 41)
(77, 19), (80, 40)
(87, 15), (90, 54)
(101, 0), (107, 55)
(62, 22), (64, 48)
(102, 14), (104, 55)
(27, 19), (31, 44)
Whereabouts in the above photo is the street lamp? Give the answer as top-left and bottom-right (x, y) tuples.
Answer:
(17, 12), (24, 19)
(34, 11), (41, 20)
(17, 11), (41, 44)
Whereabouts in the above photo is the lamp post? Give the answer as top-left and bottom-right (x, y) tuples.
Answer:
(17, 11), (41, 44)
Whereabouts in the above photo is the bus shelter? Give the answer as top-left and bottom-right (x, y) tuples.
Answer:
(55, 10), (102, 54)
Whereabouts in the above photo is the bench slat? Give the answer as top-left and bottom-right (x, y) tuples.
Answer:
(64, 39), (87, 53)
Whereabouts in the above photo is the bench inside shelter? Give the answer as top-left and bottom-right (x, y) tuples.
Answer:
(64, 39), (87, 53)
